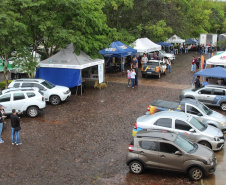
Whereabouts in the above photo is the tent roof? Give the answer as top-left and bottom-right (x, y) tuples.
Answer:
(156, 41), (173, 47)
(193, 67), (226, 82)
(39, 44), (104, 69)
(166, 34), (185, 44)
(99, 41), (137, 57)
(206, 51), (226, 66)
(131, 38), (161, 53)
(186, 38), (199, 45)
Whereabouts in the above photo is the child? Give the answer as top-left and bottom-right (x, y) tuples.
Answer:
(130, 69), (136, 88)
(127, 70), (131, 87)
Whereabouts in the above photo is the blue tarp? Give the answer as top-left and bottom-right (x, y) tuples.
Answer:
(36, 67), (81, 88)
(99, 41), (137, 57)
(156, 42), (173, 47)
(193, 67), (226, 82)
(186, 38), (199, 45)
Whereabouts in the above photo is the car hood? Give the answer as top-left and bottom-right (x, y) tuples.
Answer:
(202, 125), (223, 137)
(192, 143), (213, 159)
(137, 115), (153, 128)
(51, 85), (70, 92)
(209, 110), (226, 122)
(164, 53), (175, 57)
(181, 88), (193, 94)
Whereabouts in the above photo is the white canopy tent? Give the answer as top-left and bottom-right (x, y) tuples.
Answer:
(166, 34), (185, 44)
(206, 51), (226, 66)
(131, 38), (161, 53)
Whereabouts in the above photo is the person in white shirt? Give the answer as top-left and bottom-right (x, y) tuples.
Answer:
(141, 53), (148, 66)
(130, 69), (136, 88)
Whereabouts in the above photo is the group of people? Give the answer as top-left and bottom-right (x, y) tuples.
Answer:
(194, 76), (226, 89)
(0, 105), (22, 145)
(127, 56), (139, 88)
(191, 56), (203, 72)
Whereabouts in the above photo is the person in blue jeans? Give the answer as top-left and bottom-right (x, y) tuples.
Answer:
(167, 58), (171, 73)
(0, 105), (6, 143)
(11, 109), (22, 145)
(130, 69), (136, 88)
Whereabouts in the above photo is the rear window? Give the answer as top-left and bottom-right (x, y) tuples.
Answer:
(213, 89), (225, 95)
(154, 118), (172, 128)
(26, 92), (36, 98)
(21, 83), (32, 87)
(13, 93), (25, 101)
(139, 141), (158, 151)
(38, 90), (44, 95)
(13, 83), (20, 88)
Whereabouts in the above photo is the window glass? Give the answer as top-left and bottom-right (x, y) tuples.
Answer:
(186, 105), (200, 115)
(0, 94), (11, 102)
(13, 93), (25, 101)
(13, 83), (20, 88)
(139, 141), (158, 151)
(174, 135), (195, 153)
(160, 142), (179, 154)
(154, 118), (172, 128)
(33, 83), (45, 90)
(189, 117), (207, 131)
(26, 92), (35, 98)
(199, 89), (212, 95)
(175, 119), (192, 131)
(41, 80), (55, 89)
(213, 89), (225, 95)
(21, 83), (32, 87)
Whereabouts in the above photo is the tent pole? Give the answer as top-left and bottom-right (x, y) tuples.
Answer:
(81, 69), (83, 96)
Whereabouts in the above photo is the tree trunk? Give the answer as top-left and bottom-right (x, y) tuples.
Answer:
(1, 54), (9, 88)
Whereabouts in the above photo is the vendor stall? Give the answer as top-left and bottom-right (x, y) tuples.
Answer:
(131, 38), (161, 53)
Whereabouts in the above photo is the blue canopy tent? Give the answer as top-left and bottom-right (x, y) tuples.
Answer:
(192, 67), (226, 83)
(99, 41), (137, 57)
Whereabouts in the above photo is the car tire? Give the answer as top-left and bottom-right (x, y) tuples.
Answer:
(27, 106), (39, 118)
(50, 95), (61, 105)
(220, 103), (226, 111)
(199, 141), (212, 149)
(188, 167), (203, 181)
(129, 161), (144, 174)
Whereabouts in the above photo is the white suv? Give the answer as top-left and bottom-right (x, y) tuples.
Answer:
(0, 88), (46, 117)
(8, 79), (71, 105)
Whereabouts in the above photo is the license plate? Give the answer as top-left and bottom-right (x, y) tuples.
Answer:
(147, 72), (152, 74)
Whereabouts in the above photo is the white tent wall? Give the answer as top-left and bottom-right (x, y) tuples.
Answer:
(131, 38), (161, 53)
(166, 34), (185, 44)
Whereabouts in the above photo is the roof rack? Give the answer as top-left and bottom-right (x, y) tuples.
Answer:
(14, 79), (41, 82)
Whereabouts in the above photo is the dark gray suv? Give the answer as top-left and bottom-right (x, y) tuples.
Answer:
(126, 130), (217, 181)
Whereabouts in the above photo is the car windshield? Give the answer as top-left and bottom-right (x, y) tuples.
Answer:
(197, 102), (212, 115)
(191, 86), (203, 92)
(146, 62), (159, 66)
(41, 80), (55, 89)
(189, 117), (207, 131)
(174, 135), (197, 153)
(161, 50), (166, 53)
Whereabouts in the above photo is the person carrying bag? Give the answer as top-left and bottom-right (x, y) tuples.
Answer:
(11, 109), (22, 145)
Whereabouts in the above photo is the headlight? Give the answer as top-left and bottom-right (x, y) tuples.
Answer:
(219, 121), (226, 126)
(214, 137), (220, 141)
(203, 158), (213, 165)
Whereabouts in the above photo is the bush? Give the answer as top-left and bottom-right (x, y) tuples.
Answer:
(0, 80), (13, 89)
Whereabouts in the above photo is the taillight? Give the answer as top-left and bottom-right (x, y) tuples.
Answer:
(42, 97), (44, 101)
(134, 122), (137, 129)
(147, 105), (150, 111)
(128, 145), (134, 152)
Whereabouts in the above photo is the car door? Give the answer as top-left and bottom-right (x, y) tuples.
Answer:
(185, 104), (203, 118)
(197, 88), (214, 104)
(152, 118), (173, 131)
(137, 139), (159, 168)
(0, 94), (12, 114)
(12, 92), (27, 112)
(158, 142), (184, 172)
(212, 89), (226, 105)
(174, 119), (197, 142)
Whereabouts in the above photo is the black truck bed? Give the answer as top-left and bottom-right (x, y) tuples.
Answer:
(151, 100), (180, 110)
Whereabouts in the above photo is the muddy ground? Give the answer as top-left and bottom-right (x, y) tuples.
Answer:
(0, 51), (223, 185)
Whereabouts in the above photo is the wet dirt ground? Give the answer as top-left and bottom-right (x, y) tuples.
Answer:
(0, 51), (225, 185)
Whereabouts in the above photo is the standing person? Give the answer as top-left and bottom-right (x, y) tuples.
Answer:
(191, 56), (197, 72)
(130, 69), (136, 88)
(167, 58), (171, 73)
(178, 44), (182, 54)
(196, 57), (200, 70)
(121, 57), (125, 72)
(194, 76), (201, 89)
(141, 53), (148, 66)
(0, 105), (6, 143)
(11, 109), (22, 145)
(208, 46), (213, 58)
(185, 45), (188, 54)
(202, 78), (209, 86)
(127, 70), (131, 87)
(131, 56), (138, 87)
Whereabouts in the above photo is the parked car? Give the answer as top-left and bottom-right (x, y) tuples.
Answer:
(8, 79), (71, 105)
(149, 50), (175, 61)
(126, 130), (217, 181)
(180, 85), (226, 111)
(0, 88), (46, 117)
(133, 111), (224, 151)
(141, 60), (167, 78)
(146, 99), (226, 133)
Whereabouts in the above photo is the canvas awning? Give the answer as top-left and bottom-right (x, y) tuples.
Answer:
(131, 38), (161, 53)
(206, 51), (226, 66)
(166, 35), (185, 44)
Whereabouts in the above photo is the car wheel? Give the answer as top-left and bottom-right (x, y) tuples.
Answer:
(27, 106), (39, 118)
(129, 161), (144, 174)
(188, 167), (203, 181)
(220, 103), (226, 111)
(199, 141), (212, 149)
(50, 95), (61, 105)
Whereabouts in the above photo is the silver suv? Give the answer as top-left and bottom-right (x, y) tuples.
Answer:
(8, 79), (71, 105)
(133, 111), (225, 151)
(126, 130), (217, 181)
(180, 85), (226, 110)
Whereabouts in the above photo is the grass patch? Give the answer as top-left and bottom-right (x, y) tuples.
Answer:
(0, 80), (13, 89)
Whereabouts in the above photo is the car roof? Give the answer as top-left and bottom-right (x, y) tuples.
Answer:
(135, 130), (177, 142)
(204, 84), (226, 89)
(2, 88), (38, 94)
(11, 78), (45, 83)
(181, 98), (201, 106)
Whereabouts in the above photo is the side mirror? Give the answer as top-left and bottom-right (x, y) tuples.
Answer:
(189, 128), (195, 132)
(197, 113), (202, 116)
(175, 151), (182, 156)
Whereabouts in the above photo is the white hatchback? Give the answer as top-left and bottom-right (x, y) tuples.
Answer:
(0, 88), (46, 117)
(8, 79), (71, 105)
